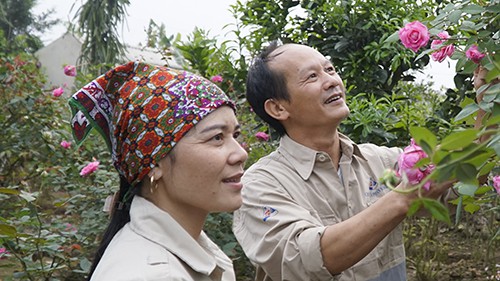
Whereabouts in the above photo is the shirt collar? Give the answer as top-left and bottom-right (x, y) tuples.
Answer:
(129, 196), (228, 276)
(279, 133), (366, 180)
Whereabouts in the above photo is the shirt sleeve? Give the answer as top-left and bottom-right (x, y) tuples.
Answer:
(233, 170), (340, 281)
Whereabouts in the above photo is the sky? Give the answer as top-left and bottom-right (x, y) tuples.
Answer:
(33, 0), (455, 91)
(34, 0), (237, 46)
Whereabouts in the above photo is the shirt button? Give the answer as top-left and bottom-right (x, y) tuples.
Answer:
(318, 154), (327, 162)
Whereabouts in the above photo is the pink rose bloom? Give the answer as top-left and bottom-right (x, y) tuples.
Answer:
(397, 139), (434, 190)
(0, 247), (10, 259)
(60, 140), (71, 149)
(465, 45), (485, 64)
(64, 65), (77, 77)
(493, 175), (500, 195)
(398, 21), (430, 52)
(240, 142), (249, 152)
(430, 31), (451, 49)
(80, 161), (99, 177)
(255, 132), (270, 142)
(210, 75), (223, 83)
(64, 223), (77, 232)
(431, 44), (455, 62)
(52, 87), (64, 97)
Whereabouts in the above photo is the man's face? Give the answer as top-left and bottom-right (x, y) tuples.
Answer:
(268, 44), (350, 132)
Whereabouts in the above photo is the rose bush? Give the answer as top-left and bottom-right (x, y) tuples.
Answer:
(384, 1), (499, 226)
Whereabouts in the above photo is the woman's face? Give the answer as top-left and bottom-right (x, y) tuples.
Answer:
(157, 106), (248, 216)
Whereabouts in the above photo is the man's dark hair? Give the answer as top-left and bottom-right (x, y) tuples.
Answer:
(246, 41), (291, 136)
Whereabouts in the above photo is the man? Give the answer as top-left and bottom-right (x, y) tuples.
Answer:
(233, 42), (453, 281)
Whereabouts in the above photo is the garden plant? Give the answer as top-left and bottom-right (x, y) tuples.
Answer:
(0, 0), (499, 280)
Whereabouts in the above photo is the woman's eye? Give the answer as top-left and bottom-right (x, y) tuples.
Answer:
(308, 73), (317, 79)
(212, 134), (223, 141)
(326, 66), (336, 73)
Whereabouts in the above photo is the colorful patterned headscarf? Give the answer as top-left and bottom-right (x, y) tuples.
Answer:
(69, 61), (235, 186)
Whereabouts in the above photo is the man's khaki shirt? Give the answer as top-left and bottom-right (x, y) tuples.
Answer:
(233, 134), (405, 281)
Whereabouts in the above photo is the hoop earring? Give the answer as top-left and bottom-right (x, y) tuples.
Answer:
(150, 177), (158, 194)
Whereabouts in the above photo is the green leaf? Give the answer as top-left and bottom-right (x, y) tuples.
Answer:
(455, 182), (478, 196)
(19, 191), (37, 202)
(0, 188), (20, 195)
(409, 126), (437, 155)
(454, 103), (479, 122)
(407, 199), (423, 217)
(462, 4), (485, 14)
(384, 31), (400, 43)
(447, 9), (462, 23)
(464, 203), (480, 214)
(439, 129), (478, 151)
(478, 161), (496, 177)
(422, 198), (451, 225)
(80, 257), (92, 272)
(485, 68), (500, 83)
(455, 163), (478, 185)
(0, 223), (17, 237)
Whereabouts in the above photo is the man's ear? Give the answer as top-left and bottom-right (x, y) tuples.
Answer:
(264, 99), (289, 121)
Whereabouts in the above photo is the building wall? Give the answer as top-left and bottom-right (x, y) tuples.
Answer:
(34, 33), (81, 90)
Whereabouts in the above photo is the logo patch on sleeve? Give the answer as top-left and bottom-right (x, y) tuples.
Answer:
(262, 206), (278, 221)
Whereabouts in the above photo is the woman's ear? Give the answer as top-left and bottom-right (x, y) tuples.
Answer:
(264, 99), (289, 121)
(148, 163), (164, 182)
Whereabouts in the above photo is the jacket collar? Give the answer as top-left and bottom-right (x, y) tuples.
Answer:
(128, 196), (229, 276)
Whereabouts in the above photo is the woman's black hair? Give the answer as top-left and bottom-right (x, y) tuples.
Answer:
(86, 176), (140, 280)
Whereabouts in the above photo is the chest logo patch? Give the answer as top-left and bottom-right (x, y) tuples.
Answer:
(262, 206), (278, 222)
(365, 177), (388, 198)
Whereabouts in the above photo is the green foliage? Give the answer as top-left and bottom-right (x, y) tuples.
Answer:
(0, 0), (59, 53)
(74, 0), (130, 73)
(0, 32), (116, 280)
(233, 0), (443, 96)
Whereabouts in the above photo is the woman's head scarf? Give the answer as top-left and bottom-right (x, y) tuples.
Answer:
(69, 61), (234, 186)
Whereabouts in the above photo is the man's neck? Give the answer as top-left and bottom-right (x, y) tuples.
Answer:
(287, 128), (342, 167)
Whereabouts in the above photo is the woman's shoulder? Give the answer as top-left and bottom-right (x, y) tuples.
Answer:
(90, 225), (175, 280)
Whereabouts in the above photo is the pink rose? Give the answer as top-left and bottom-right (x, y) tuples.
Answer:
(0, 247), (10, 259)
(255, 132), (270, 142)
(60, 140), (71, 149)
(430, 31), (451, 49)
(80, 161), (99, 177)
(493, 175), (500, 195)
(465, 45), (485, 64)
(64, 65), (77, 77)
(431, 44), (455, 62)
(52, 87), (64, 97)
(64, 223), (77, 232)
(397, 139), (434, 190)
(398, 21), (430, 52)
(210, 75), (223, 83)
(240, 142), (249, 152)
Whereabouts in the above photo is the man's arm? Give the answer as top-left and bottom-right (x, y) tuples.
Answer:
(320, 181), (452, 274)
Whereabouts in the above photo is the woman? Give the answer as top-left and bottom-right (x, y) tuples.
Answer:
(69, 61), (248, 281)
